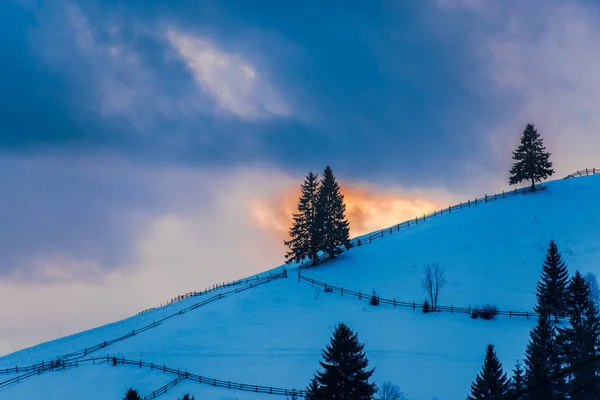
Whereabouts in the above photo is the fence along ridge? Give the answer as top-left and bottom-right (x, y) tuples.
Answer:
(138, 273), (277, 314)
(299, 183), (547, 269)
(0, 274), (283, 374)
(298, 275), (556, 320)
(563, 168), (600, 179)
(0, 356), (305, 398)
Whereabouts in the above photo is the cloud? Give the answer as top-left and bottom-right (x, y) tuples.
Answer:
(248, 180), (457, 245)
(0, 158), (298, 354)
(435, 0), (600, 178)
(167, 29), (291, 120)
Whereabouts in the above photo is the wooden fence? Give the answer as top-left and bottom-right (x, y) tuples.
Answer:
(299, 184), (546, 269)
(564, 168), (599, 179)
(0, 274), (283, 374)
(0, 356), (305, 398)
(299, 275), (550, 319)
(138, 275), (276, 314)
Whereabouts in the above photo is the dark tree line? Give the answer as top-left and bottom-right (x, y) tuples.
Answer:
(285, 165), (351, 266)
(468, 240), (600, 400)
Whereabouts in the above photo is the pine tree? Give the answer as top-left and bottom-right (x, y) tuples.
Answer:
(315, 166), (350, 259)
(509, 360), (525, 399)
(557, 271), (600, 400)
(534, 240), (569, 322)
(306, 376), (322, 400)
(467, 344), (510, 400)
(509, 123), (554, 191)
(524, 314), (564, 400)
(285, 171), (320, 265)
(310, 322), (377, 400)
(123, 388), (142, 400)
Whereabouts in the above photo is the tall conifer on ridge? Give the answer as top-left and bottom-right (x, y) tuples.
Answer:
(315, 165), (350, 259)
(285, 171), (320, 265)
(509, 123), (554, 190)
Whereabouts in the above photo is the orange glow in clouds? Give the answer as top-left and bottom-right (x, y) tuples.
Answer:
(248, 183), (444, 245)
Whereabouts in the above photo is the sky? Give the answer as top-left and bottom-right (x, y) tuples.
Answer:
(1, 0), (600, 355)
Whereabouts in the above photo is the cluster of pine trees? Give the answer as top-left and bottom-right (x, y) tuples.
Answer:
(285, 165), (351, 266)
(467, 240), (600, 400)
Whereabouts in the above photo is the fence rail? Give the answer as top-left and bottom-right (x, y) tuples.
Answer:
(143, 375), (187, 400)
(139, 274), (279, 314)
(298, 184), (545, 269)
(299, 275), (550, 319)
(0, 356), (305, 398)
(0, 274), (283, 374)
(564, 168), (599, 179)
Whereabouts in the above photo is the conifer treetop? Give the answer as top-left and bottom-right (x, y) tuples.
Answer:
(509, 123), (554, 190)
(467, 344), (510, 400)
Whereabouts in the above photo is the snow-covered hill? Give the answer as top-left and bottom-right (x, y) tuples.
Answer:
(1, 174), (599, 400)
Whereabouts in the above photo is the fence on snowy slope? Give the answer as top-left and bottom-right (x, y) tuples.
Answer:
(0, 356), (305, 398)
(138, 274), (278, 314)
(299, 275), (555, 320)
(143, 374), (187, 400)
(564, 168), (600, 179)
(299, 184), (546, 270)
(0, 274), (283, 374)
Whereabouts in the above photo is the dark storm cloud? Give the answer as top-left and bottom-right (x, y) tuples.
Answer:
(0, 0), (496, 188)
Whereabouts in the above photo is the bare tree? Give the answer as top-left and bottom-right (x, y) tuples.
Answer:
(420, 262), (447, 311)
(378, 381), (406, 400)
(584, 272), (600, 305)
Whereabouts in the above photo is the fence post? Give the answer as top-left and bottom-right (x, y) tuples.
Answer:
(586, 168), (589, 175)
(475, 198), (477, 206)
(509, 310), (512, 318)
(451, 306), (453, 314)
(460, 202), (462, 210)
(468, 306), (470, 315)
(485, 194), (488, 203)
(416, 217), (418, 224)
(341, 288), (343, 296)
(503, 191), (505, 199)
(381, 230), (384, 238)
(412, 302), (415, 310)
(369, 234), (372, 243)
(140, 360), (142, 368)
(514, 188), (517, 195)
(359, 291), (361, 300)
(393, 298), (396, 307)
(397, 223), (400, 230)
(526, 311), (529, 319)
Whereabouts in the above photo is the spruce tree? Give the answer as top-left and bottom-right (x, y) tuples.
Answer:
(524, 314), (564, 400)
(557, 271), (600, 400)
(123, 388), (142, 400)
(509, 360), (525, 399)
(467, 344), (510, 400)
(306, 376), (322, 400)
(311, 322), (377, 400)
(316, 166), (351, 259)
(534, 240), (569, 322)
(285, 171), (320, 265)
(509, 123), (554, 191)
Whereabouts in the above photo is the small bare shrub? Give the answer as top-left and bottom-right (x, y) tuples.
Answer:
(378, 381), (406, 400)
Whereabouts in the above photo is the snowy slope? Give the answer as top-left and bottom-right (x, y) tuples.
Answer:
(1, 175), (599, 400)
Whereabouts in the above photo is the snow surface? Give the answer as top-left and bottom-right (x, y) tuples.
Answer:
(1, 175), (599, 400)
